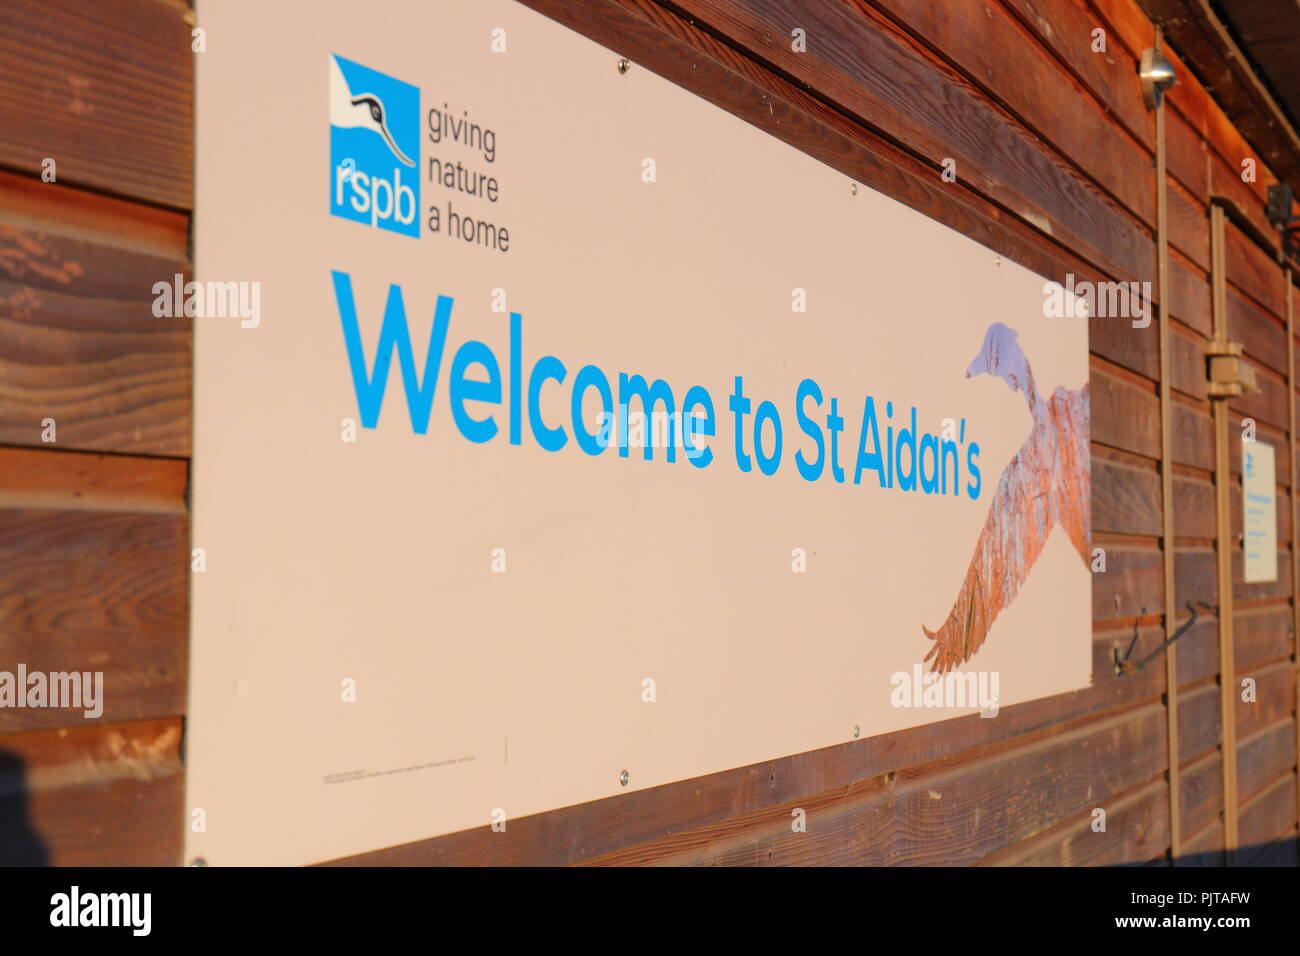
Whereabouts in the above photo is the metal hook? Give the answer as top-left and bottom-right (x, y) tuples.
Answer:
(1114, 599), (1217, 676)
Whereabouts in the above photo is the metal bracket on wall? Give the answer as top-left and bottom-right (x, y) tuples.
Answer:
(1205, 338), (1260, 398)
(1115, 601), (1218, 676)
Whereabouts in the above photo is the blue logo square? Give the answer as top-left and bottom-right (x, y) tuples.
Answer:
(329, 54), (420, 237)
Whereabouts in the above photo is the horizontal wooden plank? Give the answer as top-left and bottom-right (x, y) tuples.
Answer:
(872, 0), (1157, 229)
(1173, 471), (1214, 539)
(0, 508), (187, 731)
(1091, 455), (1230, 544)
(1179, 812), (1225, 865)
(1228, 285), (1287, 375)
(1092, 546), (1221, 626)
(1177, 682), (1220, 763)
(1093, 545), (1161, 622)
(1167, 249), (1211, 335)
(1165, 107), (1209, 200)
(0, 0), (193, 209)
(0, 168), (187, 260)
(1236, 719), (1296, 803)
(1172, 400), (1214, 471)
(978, 778), (1168, 866)
(0, 717), (182, 865)
(1091, 312), (1158, 381)
(1234, 607), (1296, 673)
(1092, 365), (1159, 457)
(1000, 0), (1154, 154)
(1232, 662), (1294, 740)
(1175, 616), (1220, 688)
(0, 222), (191, 456)
(1093, 454), (1161, 537)
(1238, 773), (1297, 853)
(1169, 322), (1208, 401)
(662, 0), (1154, 283)
(1178, 749), (1222, 842)
(1173, 546), (1217, 609)
(0, 446), (187, 514)
(578, 705), (1168, 865)
(1225, 221), (1286, 319)
(1167, 175), (1208, 271)
(1227, 363), (1289, 432)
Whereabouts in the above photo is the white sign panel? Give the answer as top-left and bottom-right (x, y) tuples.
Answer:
(1243, 441), (1277, 583)
(189, 0), (1091, 864)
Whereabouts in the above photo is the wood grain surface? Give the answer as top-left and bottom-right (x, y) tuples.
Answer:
(1, 0), (1296, 867)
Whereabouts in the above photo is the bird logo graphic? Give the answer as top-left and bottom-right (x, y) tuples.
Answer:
(922, 322), (1090, 673)
(330, 54), (415, 168)
(329, 54), (420, 236)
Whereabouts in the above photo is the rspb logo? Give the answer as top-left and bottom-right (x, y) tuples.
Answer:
(329, 54), (419, 237)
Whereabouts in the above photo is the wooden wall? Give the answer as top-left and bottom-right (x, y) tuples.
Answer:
(1, 0), (1297, 866)
(0, 0), (191, 865)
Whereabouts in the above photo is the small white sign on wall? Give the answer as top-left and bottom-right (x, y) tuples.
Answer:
(1242, 441), (1277, 583)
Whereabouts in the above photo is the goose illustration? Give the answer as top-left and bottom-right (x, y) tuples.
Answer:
(922, 322), (1090, 673)
(329, 54), (415, 167)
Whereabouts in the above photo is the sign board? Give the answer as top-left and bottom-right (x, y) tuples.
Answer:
(189, 0), (1091, 864)
(1243, 441), (1277, 583)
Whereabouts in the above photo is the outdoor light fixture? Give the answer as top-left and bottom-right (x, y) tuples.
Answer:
(1139, 47), (1177, 109)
